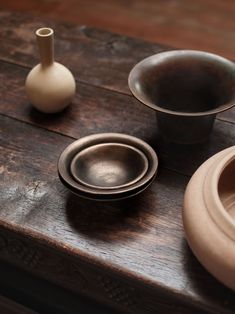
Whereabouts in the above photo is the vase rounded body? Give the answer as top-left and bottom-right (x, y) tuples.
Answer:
(25, 28), (76, 113)
(26, 62), (76, 113)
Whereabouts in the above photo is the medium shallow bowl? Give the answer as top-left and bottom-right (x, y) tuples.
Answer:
(70, 143), (148, 190)
(183, 146), (235, 290)
(58, 133), (158, 201)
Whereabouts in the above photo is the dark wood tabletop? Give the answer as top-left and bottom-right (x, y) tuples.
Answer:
(0, 11), (235, 314)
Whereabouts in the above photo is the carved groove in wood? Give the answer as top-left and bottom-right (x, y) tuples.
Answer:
(0, 231), (87, 291)
(98, 275), (136, 311)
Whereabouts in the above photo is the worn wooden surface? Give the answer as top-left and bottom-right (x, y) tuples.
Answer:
(0, 295), (37, 314)
(0, 12), (235, 314)
(2, 0), (235, 60)
(0, 259), (117, 313)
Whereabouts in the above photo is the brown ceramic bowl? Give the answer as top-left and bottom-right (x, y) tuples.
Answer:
(183, 146), (235, 290)
(129, 50), (235, 144)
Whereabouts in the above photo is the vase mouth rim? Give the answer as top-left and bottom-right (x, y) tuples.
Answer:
(36, 27), (54, 37)
(204, 148), (235, 240)
(128, 50), (235, 117)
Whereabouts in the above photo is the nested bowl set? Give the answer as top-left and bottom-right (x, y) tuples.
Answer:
(26, 28), (235, 292)
(58, 133), (158, 201)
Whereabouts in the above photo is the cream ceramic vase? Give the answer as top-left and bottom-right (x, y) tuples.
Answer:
(25, 28), (76, 113)
(183, 146), (235, 290)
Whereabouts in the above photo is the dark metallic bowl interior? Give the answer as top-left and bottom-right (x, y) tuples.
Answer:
(70, 143), (148, 189)
(129, 50), (235, 115)
(58, 133), (158, 200)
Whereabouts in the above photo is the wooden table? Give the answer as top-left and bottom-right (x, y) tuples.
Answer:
(0, 259), (117, 313)
(0, 11), (235, 314)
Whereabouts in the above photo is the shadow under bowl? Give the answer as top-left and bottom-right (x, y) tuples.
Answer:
(129, 50), (235, 144)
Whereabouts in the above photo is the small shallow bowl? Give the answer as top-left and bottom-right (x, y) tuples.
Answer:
(58, 133), (158, 201)
(183, 146), (235, 291)
(70, 143), (148, 190)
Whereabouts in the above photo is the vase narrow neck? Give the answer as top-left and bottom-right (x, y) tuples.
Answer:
(36, 28), (54, 68)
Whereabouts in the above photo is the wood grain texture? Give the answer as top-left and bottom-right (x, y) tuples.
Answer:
(0, 295), (38, 314)
(0, 11), (169, 95)
(0, 11), (233, 124)
(2, 0), (235, 59)
(0, 10), (235, 124)
(0, 261), (120, 314)
(0, 114), (225, 314)
(0, 60), (234, 177)
(0, 12), (235, 314)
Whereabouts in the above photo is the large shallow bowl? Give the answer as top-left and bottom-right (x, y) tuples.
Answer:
(183, 146), (235, 290)
(129, 50), (235, 143)
(58, 133), (158, 201)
